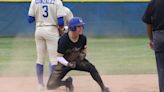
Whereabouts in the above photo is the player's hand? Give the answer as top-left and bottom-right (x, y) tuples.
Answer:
(149, 40), (154, 50)
(67, 62), (76, 68)
(58, 26), (65, 36)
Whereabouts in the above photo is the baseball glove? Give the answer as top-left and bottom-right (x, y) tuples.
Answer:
(65, 48), (86, 62)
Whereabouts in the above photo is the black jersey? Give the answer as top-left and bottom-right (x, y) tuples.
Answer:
(142, 0), (164, 31)
(57, 32), (87, 56)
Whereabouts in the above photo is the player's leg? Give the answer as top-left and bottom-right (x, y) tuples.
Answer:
(47, 64), (72, 90)
(155, 52), (164, 92)
(75, 59), (109, 92)
(153, 31), (164, 92)
(49, 62), (55, 74)
(45, 26), (59, 72)
(35, 28), (47, 92)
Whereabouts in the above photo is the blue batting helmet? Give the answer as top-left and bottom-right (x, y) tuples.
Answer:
(68, 17), (85, 31)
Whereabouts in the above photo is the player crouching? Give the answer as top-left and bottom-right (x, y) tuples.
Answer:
(47, 17), (110, 92)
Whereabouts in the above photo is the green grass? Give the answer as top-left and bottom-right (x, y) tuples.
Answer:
(0, 37), (157, 76)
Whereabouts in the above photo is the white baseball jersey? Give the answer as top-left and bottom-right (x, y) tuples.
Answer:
(28, 0), (66, 27)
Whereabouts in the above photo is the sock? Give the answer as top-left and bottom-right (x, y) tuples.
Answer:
(36, 64), (44, 85)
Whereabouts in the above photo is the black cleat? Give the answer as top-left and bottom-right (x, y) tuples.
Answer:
(66, 77), (74, 92)
(102, 87), (110, 92)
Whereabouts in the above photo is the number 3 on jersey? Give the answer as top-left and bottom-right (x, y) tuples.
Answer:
(42, 5), (48, 17)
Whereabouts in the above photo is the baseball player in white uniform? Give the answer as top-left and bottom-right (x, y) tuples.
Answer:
(28, 0), (66, 91)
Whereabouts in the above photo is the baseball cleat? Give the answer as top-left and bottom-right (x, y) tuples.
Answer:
(102, 87), (110, 92)
(66, 77), (74, 92)
(37, 83), (45, 92)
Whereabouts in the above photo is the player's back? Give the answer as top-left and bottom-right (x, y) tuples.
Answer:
(28, 0), (65, 26)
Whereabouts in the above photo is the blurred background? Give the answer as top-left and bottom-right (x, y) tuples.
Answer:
(0, 0), (150, 37)
(0, 0), (156, 76)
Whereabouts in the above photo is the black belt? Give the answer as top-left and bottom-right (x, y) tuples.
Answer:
(154, 30), (164, 32)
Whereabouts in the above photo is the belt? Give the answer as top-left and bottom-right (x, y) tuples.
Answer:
(37, 25), (57, 27)
(154, 30), (164, 32)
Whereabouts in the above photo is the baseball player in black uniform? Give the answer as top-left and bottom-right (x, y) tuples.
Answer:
(47, 17), (110, 92)
(142, 0), (164, 92)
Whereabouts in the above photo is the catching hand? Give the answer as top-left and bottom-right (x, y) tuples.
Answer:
(67, 62), (76, 68)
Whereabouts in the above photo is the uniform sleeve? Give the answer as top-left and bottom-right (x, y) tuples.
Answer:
(28, 0), (35, 16)
(56, 0), (66, 17)
(142, 1), (154, 24)
(57, 38), (67, 54)
(83, 35), (87, 49)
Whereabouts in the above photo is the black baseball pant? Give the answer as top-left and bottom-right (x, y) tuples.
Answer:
(153, 30), (164, 92)
(47, 59), (105, 91)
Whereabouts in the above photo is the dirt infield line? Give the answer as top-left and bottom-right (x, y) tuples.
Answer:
(0, 74), (159, 92)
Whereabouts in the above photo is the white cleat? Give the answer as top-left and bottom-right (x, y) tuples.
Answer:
(37, 84), (45, 92)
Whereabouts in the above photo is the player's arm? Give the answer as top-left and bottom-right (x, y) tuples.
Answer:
(57, 17), (65, 36)
(28, 0), (35, 23)
(57, 38), (75, 68)
(146, 24), (153, 41)
(56, 0), (66, 36)
(142, 1), (154, 49)
(146, 24), (154, 49)
(28, 16), (35, 23)
(57, 53), (68, 66)
(79, 36), (87, 59)
(81, 36), (87, 55)
(57, 53), (75, 68)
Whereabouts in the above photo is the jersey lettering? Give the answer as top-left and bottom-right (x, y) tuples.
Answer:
(42, 5), (48, 17)
(36, 0), (55, 4)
